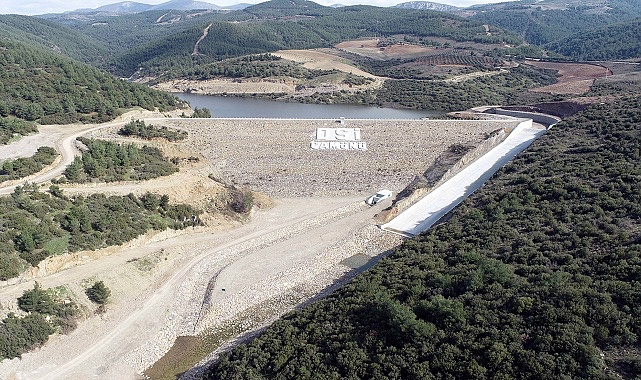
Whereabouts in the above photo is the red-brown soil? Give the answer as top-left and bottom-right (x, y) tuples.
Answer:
(526, 61), (610, 95)
(335, 39), (437, 60)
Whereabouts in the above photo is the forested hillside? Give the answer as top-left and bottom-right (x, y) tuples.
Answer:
(42, 9), (199, 53)
(62, 137), (178, 183)
(470, 0), (641, 55)
(0, 15), (109, 64)
(471, 0), (641, 59)
(39, 1), (523, 77)
(201, 97), (641, 379)
(295, 64), (558, 111)
(0, 38), (182, 124)
(547, 18), (641, 61)
(0, 184), (202, 281)
(7, 0), (641, 79)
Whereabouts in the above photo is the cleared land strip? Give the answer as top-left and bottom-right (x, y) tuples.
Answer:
(193, 23), (212, 55)
(382, 119), (547, 236)
(273, 49), (381, 80)
(0, 109), (180, 196)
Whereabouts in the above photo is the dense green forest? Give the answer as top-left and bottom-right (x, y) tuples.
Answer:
(0, 38), (182, 124)
(37, 1), (523, 77)
(202, 96), (641, 379)
(470, 0), (641, 47)
(375, 64), (558, 110)
(159, 53), (338, 82)
(0, 15), (109, 64)
(0, 183), (202, 280)
(44, 10), (206, 54)
(62, 138), (178, 183)
(3, 0), (639, 81)
(0, 146), (58, 183)
(472, 8), (618, 46)
(547, 18), (641, 61)
(296, 64), (558, 111)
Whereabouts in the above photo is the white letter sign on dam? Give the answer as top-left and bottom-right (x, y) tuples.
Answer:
(311, 128), (367, 151)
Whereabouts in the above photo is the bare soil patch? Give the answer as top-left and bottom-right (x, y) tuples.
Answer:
(336, 39), (438, 60)
(153, 78), (296, 95)
(273, 49), (380, 80)
(526, 61), (609, 94)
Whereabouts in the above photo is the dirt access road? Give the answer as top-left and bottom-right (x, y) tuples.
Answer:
(0, 109), (180, 195)
(0, 194), (395, 380)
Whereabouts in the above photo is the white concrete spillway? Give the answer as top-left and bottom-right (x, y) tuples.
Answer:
(382, 119), (547, 237)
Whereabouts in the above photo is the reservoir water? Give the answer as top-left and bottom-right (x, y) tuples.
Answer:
(176, 93), (441, 119)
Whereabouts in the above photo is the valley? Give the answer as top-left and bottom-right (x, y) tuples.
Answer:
(1, 0), (641, 378)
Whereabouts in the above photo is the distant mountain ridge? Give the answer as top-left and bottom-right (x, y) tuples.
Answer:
(72, 0), (465, 15)
(469, 0), (641, 46)
(394, 1), (459, 12)
(92, 1), (156, 13)
(7, 0), (640, 80)
(74, 0), (251, 14)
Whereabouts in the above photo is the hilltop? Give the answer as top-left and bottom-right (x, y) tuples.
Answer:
(469, 0), (641, 46)
(394, 1), (459, 13)
(3, 0), (637, 83)
(0, 37), (182, 125)
(31, 0), (524, 78)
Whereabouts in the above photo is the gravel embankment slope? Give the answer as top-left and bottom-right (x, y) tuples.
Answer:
(144, 118), (516, 197)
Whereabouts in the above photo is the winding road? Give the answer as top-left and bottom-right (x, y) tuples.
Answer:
(0, 121), (128, 195)
(0, 116), (396, 380)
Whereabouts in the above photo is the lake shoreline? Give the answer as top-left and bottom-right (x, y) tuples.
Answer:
(174, 93), (442, 120)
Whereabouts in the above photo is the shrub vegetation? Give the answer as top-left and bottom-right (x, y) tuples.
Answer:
(86, 281), (111, 305)
(1, 282), (79, 359)
(0, 117), (37, 145)
(118, 120), (187, 142)
(0, 184), (202, 280)
(0, 146), (58, 183)
(63, 138), (178, 183)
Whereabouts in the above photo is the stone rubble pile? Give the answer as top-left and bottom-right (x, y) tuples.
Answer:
(159, 118), (514, 197)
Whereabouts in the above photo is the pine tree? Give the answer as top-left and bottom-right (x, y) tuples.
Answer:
(86, 281), (111, 305)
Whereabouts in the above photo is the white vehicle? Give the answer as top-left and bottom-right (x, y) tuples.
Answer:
(366, 190), (392, 206)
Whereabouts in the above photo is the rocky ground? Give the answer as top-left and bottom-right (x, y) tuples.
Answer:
(93, 118), (510, 198)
